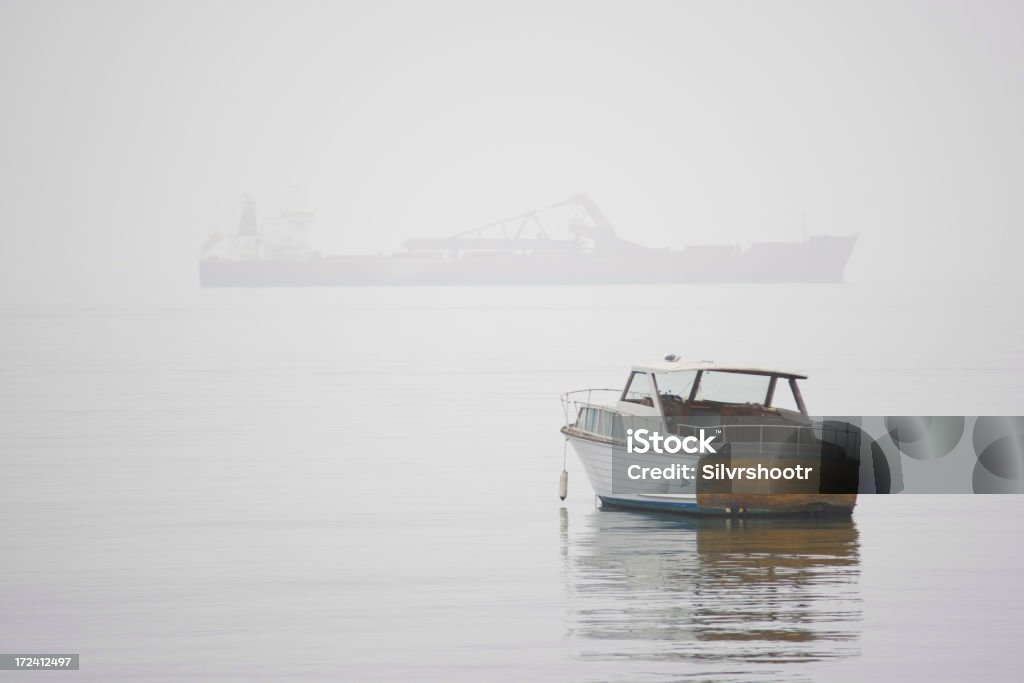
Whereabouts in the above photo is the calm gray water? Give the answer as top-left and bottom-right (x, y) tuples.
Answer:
(2, 284), (1023, 681)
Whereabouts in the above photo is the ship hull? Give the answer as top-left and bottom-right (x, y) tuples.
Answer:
(199, 235), (857, 286)
(566, 432), (856, 518)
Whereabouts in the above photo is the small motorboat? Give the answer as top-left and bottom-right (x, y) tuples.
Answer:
(559, 356), (858, 516)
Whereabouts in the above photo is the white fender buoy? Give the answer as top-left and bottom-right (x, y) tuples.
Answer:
(559, 470), (568, 501)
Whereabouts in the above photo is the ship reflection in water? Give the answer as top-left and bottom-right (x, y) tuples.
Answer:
(559, 507), (861, 672)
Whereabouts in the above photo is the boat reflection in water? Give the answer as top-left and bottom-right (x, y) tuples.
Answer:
(559, 506), (861, 675)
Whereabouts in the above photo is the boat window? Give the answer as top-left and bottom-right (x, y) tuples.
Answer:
(576, 407), (623, 438)
(770, 379), (800, 412)
(653, 371), (698, 400)
(695, 371), (771, 405)
(609, 412), (625, 440)
(623, 372), (654, 403)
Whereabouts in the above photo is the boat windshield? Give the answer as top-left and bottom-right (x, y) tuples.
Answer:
(695, 371), (771, 404)
(654, 370), (774, 405)
(652, 371), (698, 399)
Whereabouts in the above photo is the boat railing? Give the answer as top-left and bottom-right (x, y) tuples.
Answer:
(673, 421), (859, 452)
(560, 388), (622, 428)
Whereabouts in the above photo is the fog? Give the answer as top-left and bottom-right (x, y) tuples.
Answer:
(1, 0), (1022, 302)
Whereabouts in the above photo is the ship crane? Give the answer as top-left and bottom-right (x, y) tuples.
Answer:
(401, 194), (617, 254)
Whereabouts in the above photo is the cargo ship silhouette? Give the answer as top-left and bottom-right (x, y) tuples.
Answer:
(199, 194), (856, 286)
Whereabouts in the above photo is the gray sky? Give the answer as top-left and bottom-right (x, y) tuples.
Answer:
(1, 0), (1022, 301)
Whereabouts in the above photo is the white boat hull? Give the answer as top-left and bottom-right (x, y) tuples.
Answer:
(566, 433), (701, 513)
(564, 431), (857, 516)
